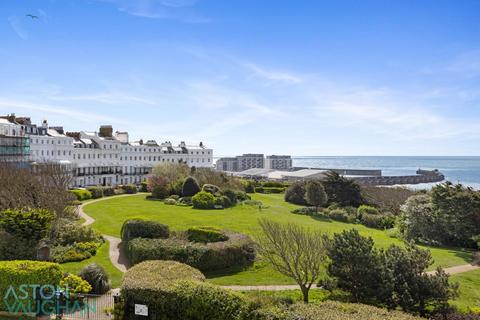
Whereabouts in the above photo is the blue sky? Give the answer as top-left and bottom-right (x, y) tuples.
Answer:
(1, 0), (480, 156)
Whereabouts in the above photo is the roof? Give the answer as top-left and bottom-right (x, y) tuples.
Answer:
(281, 169), (327, 178)
(0, 119), (13, 125)
(237, 168), (275, 176)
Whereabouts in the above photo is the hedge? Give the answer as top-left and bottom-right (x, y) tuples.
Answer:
(187, 227), (229, 243)
(69, 189), (92, 201)
(127, 232), (256, 272)
(254, 187), (286, 194)
(0, 260), (63, 311)
(121, 260), (205, 320)
(357, 205), (380, 217)
(87, 187), (104, 199)
(121, 185), (138, 194)
(121, 219), (170, 243)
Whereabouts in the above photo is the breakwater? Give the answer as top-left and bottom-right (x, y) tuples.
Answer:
(352, 169), (445, 186)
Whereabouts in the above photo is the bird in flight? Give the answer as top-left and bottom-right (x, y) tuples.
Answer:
(26, 14), (39, 19)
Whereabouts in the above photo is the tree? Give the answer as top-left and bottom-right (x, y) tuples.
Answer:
(361, 186), (415, 215)
(284, 181), (307, 205)
(147, 175), (170, 199)
(385, 244), (459, 316)
(322, 171), (363, 207)
(257, 219), (328, 303)
(304, 180), (328, 211)
(326, 229), (391, 304)
(182, 176), (201, 197)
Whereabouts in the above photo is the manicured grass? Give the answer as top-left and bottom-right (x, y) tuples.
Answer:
(450, 269), (480, 311)
(61, 240), (124, 288)
(82, 193), (472, 286)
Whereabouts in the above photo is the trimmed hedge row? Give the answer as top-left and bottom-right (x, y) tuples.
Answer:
(69, 189), (92, 201)
(127, 232), (256, 272)
(121, 219), (170, 243)
(254, 187), (286, 194)
(0, 260), (63, 311)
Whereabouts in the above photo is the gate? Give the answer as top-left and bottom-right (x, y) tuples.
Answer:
(61, 292), (115, 320)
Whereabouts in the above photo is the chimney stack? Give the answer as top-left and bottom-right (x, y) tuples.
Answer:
(99, 125), (113, 138)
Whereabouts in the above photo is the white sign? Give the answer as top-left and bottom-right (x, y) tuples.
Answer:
(135, 304), (148, 316)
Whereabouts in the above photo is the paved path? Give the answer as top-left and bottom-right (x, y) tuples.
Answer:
(79, 194), (139, 272)
(78, 194), (480, 290)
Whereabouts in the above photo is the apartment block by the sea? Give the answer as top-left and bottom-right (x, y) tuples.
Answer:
(0, 114), (213, 187)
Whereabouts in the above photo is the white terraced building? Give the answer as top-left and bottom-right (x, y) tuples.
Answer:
(0, 115), (213, 187)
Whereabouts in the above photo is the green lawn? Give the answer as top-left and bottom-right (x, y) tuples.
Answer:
(450, 269), (480, 311)
(78, 193), (472, 287)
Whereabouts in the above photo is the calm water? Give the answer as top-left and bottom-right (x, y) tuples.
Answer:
(293, 156), (480, 190)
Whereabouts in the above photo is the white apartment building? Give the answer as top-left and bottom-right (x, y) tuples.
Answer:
(265, 155), (292, 170)
(0, 115), (213, 187)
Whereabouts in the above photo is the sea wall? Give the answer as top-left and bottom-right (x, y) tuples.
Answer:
(352, 169), (445, 186)
(292, 167), (382, 177)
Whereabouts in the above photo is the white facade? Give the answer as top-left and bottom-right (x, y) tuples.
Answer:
(1, 116), (214, 187)
(265, 155), (292, 170)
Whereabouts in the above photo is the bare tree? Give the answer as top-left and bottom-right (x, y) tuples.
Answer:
(257, 219), (328, 303)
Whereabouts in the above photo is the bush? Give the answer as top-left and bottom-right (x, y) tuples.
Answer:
(244, 180), (256, 193)
(0, 260), (63, 311)
(192, 191), (216, 209)
(357, 205), (380, 218)
(169, 194), (180, 201)
(179, 196), (193, 205)
(60, 274), (92, 294)
(121, 260), (205, 319)
(187, 227), (229, 243)
(182, 176), (201, 197)
(79, 263), (111, 294)
(121, 219), (170, 243)
(284, 182), (307, 205)
(151, 185), (169, 199)
(122, 184), (138, 194)
(69, 189), (92, 201)
(202, 184), (220, 194)
(327, 208), (354, 223)
(164, 198), (177, 205)
(127, 232), (256, 272)
(431, 311), (480, 320)
(140, 181), (148, 193)
(51, 241), (100, 263)
(172, 281), (247, 320)
(262, 181), (286, 188)
(103, 187), (115, 197)
(221, 189), (238, 206)
(256, 187), (285, 194)
(87, 187), (104, 199)
(291, 207), (317, 216)
(56, 222), (102, 246)
(361, 213), (395, 229)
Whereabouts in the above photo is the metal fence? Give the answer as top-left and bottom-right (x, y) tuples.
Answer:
(61, 292), (115, 320)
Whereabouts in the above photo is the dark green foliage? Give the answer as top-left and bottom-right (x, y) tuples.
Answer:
(357, 205), (380, 217)
(255, 187), (286, 194)
(361, 213), (395, 229)
(304, 180), (328, 209)
(221, 189), (238, 206)
(121, 219), (170, 242)
(0, 260), (63, 311)
(56, 222), (102, 246)
(87, 186), (104, 199)
(284, 182), (307, 205)
(122, 184), (138, 194)
(127, 232), (256, 272)
(51, 241), (100, 263)
(179, 196), (193, 205)
(327, 229), (391, 304)
(103, 187), (115, 196)
(192, 191), (216, 209)
(140, 181), (148, 192)
(121, 260), (206, 320)
(262, 181), (286, 188)
(326, 208), (355, 223)
(291, 207), (318, 216)
(79, 263), (111, 294)
(202, 184), (220, 194)
(69, 189), (93, 201)
(322, 171), (363, 207)
(182, 176), (201, 197)
(0, 208), (54, 259)
(187, 227), (229, 243)
(244, 180), (256, 193)
(431, 311), (480, 320)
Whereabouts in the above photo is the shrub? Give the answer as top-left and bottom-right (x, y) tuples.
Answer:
(361, 213), (396, 229)
(69, 189), (92, 201)
(87, 187), (104, 199)
(103, 187), (115, 197)
(291, 207), (317, 216)
(172, 281), (247, 320)
(182, 176), (201, 197)
(179, 196), (193, 205)
(284, 182), (307, 205)
(122, 184), (138, 194)
(121, 219), (170, 243)
(169, 194), (180, 201)
(256, 187), (285, 194)
(164, 198), (177, 205)
(60, 274), (92, 294)
(322, 171), (363, 207)
(187, 227), (229, 243)
(235, 190), (251, 201)
(0, 260), (63, 311)
(192, 191), (216, 209)
(79, 263), (111, 294)
(202, 184), (220, 194)
(244, 180), (256, 193)
(357, 205), (380, 218)
(327, 208), (354, 223)
(127, 232), (256, 272)
(431, 311), (480, 320)
(242, 200), (263, 207)
(140, 181), (148, 192)
(221, 189), (238, 205)
(121, 260), (205, 319)
(151, 185), (169, 199)
(56, 222), (102, 246)
(51, 242), (100, 263)
(262, 181), (285, 188)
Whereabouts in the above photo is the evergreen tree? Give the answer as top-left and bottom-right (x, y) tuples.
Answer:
(182, 176), (201, 197)
(305, 180), (328, 211)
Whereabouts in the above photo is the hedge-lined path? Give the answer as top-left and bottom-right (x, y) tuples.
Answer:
(79, 194), (139, 272)
(78, 194), (479, 289)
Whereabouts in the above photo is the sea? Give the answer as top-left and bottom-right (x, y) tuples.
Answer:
(292, 156), (480, 190)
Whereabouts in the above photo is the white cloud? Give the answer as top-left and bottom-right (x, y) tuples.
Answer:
(8, 16), (28, 40)
(245, 63), (303, 84)
(48, 92), (157, 106)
